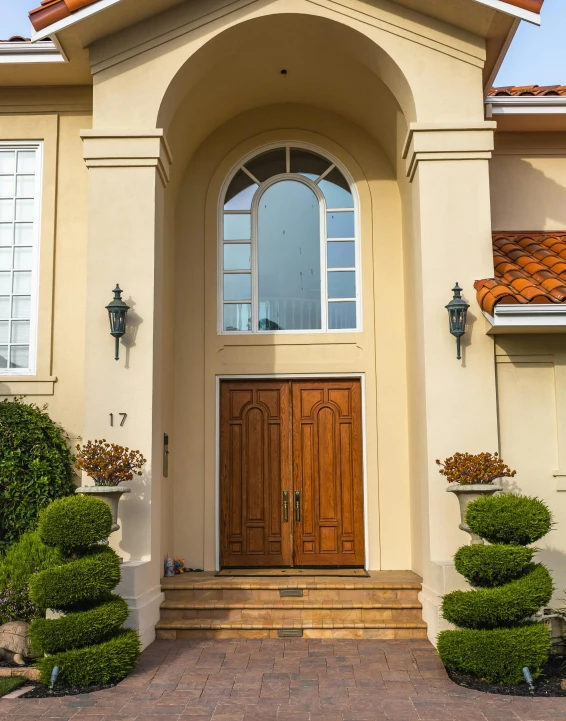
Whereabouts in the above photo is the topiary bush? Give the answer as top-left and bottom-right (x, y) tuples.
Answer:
(0, 530), (63, 625)
(0, 399), (76, 551)
(28, 496), (140, 687)
(438, 493), (554, 685)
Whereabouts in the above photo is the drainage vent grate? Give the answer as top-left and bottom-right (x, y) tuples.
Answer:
(278, 629), (303, 637)
(279, 589), (303, 597)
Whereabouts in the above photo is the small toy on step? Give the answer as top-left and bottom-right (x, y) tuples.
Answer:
(173, 557), (185, 574)
(164, 552), (174, 577)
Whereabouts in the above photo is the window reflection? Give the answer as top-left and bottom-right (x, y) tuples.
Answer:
(224, 170), (258, 211)
(319, 168), (353, 209)
(258, 180), (321, 330)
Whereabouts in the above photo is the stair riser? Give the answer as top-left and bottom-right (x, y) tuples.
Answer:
(163, 588), (420, 603)
(159, 608), (423, 623)
(157, 628), (428, 640)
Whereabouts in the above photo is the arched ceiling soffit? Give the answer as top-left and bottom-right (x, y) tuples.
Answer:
(147, 11), (418, 132)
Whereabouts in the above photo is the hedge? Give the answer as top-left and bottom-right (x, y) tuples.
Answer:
(35, 629), (140, 687)
(0, 399), (75, 550)
(29, 595), (129, 654)
(466, 494), (552, 546)
(38, 495), (112, 553)
(454, 544), (534, 588)
(29, 545), (121, 610)
(437, 623), (552, 685)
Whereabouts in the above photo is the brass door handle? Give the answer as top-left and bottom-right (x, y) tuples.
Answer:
(295, 490), (301, 522)
(283, 490), (289, 523)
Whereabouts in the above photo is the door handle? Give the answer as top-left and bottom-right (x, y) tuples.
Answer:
(295, 490), (301, 522)
(283, 490), (289, 523)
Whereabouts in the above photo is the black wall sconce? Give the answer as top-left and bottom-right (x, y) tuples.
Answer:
(445, 283), (469, 360)
(106, 285), (130, 361)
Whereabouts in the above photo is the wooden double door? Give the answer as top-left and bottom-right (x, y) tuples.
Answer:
(220, 379), (365, 567)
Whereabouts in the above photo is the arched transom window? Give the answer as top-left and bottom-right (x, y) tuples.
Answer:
(220, 144), (360, 333)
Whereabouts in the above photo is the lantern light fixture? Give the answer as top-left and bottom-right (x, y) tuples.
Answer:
(106, 284), (130, 361)
(446, 283), (470, 361)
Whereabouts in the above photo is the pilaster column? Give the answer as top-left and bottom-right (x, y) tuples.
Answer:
(403, 122), (499, 639)
(81, 129), (172, 648)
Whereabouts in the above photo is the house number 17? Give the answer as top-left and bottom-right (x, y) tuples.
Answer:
(109, 413), (128, 427)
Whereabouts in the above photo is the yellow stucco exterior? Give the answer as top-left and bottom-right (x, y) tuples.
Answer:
(1, 0), (563, 648)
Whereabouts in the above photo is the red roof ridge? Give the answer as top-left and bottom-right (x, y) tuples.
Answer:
(489, 85), (566, 97)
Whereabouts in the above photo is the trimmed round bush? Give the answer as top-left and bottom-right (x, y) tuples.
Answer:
(442, 564), (553, 629)
(438, 623), (552, 685)
(29, 546), (121, 610)
(29, 496), (140, 686)
(38, 495), (112, 553)
(438, 492), (555, 685)
(30, 595), (129, 654)
(454, 544), (534, 588)
(466, 494), (552, 545)
(35, 629), (140, 687)
(0, 399), (75, 551)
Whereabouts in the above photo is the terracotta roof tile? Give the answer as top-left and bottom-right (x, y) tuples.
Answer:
(489, 85), (566, 97)
(477, 233), (566, 314)
(29, 0), (99, 32)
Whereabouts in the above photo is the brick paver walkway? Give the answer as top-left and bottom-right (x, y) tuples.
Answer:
(2, 639), (566, 720)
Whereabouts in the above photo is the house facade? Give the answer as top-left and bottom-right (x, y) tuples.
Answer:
(2, 0), (564, 648)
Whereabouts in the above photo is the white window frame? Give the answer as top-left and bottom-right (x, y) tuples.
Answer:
(0, 141), (43, 376)
(218, 141), (362, 335)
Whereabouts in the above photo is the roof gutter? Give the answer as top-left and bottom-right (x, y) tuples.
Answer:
(0, 40), (65, 63)
(486, 96), (566, 115)
(484, 304), (566, 333)
(471, 0), (542, 25)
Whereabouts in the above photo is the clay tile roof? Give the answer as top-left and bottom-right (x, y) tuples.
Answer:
(489, 86), (566, 97)
(29, 0), (101, 32)
(476, 233), (566, 314)
(0, 36), (32, 42)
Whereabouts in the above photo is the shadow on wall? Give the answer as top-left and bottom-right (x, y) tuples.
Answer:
(121, 296), (144, 370)
(492, 158), (566, 230)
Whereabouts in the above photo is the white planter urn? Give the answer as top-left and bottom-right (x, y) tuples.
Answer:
(446, 483), (503, 545)
(75, 486), (131, 532)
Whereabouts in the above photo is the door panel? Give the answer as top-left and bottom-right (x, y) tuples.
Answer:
(292, 380), (365, 566)
(220, 379), (364, 568)
(220, 381), (291, 566)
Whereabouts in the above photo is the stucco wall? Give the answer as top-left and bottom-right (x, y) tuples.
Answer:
(496, 334), (566, 603)
(491, 132), (566, 231)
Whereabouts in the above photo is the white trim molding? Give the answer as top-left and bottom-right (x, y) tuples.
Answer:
(484, 304), (566, 333)
(0, 40), (64, 64)
(472, 0), (541, 25)
(486, 96), (566, 116)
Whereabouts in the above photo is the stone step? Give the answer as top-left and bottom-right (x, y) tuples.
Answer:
(159, 599), (423, 623)
(155, 618), (428, 640)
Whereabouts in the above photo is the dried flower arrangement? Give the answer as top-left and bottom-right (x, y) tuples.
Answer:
(436, 452), (516, 486)
(75, 440), (146, 487)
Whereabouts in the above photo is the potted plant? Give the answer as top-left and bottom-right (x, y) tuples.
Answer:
(74, 440), (146, 532)
(437, 452), (515, 544)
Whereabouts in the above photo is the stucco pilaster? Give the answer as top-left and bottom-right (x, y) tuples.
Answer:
(81, 129), (171, 648)
(403, 123), (499, 642)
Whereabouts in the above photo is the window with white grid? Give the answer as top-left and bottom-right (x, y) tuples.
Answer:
(0, 144), (41, 374)
(219, 144), (361, 334)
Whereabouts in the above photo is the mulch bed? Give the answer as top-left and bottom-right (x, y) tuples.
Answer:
(21, 683), (115, 698)
(447, 657), (566, 697)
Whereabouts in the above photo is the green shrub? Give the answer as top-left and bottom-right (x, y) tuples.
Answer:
(0, 399), (75, 551)
(30, 595), (129, 654)
(29, 495), (140, 686)
(466, 494), (552, 545)
(443, 564), (553, 629)
(29, 546), (120, 610)
(38, 496), (112, 553)
(0, 530), (62, 624)
(438, 623), (551, 684)
(454, 544), (534, 588)
(35, 629), (140, 687)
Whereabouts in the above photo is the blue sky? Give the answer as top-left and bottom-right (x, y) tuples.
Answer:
(0, 0), (564, 86)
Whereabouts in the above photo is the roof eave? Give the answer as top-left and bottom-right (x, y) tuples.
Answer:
(472, 0), (542, 24)
(32, 0), (122, 42)
(486, 97), (566, 114)
(0, 40), (65, 63)
(484, 305), (566, 334)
